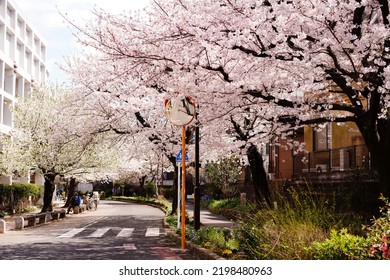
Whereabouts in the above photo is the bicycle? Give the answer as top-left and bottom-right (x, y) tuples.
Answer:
(86, 196), (97, 211)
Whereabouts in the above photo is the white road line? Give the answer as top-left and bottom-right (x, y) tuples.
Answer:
(116, 228), (135, 238)
(58, 228), (86, 238)
(123, 243), (137, 250)
(77, 246), (126, 251)
(84, 217), (108, 228)
(145, 227), (160, 237)
(88, 228), (110, 238)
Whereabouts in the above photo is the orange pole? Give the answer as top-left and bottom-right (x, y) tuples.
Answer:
(181, 125), (186, 249)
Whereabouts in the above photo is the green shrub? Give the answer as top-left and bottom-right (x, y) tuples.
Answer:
(0, 183), (40, 199)
(307, 229), (371, 260)
(235, 186), (363, 259)
(237, 212), (329, 259)
(144, 182), (156, 198)
(0, 183), (41, 212)
(205, 156), (243, 198)
(207, 197), (240, 212)
(191, 226), (241, 258)
(202, 197), (253, 216)
(166, 214), (178, 227)
(194, 227), (227, 248)
(12, 183), (41, 201)
(365, 194), (390, 259)
(202, 183), (223, 200)
(161, 187), (174, 199)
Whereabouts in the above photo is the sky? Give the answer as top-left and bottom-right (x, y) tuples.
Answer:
(13, 0), (150, 84)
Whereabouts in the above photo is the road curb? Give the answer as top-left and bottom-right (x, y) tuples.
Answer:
(166, 229), (226, 260)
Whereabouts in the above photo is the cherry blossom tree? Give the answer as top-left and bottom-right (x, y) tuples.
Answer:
(61, 6), (280, 204)
(0, 85), (123, 212)
(61, 0), (390, 204)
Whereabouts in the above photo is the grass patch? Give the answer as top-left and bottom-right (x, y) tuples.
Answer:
(116, 191), (389, 260)
(235, 187), (365, 259)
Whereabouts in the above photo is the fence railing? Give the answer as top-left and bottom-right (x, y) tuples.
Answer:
(293, 144), (370, 174)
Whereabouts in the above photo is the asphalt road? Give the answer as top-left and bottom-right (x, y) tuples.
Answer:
(0, 200), (199, 260)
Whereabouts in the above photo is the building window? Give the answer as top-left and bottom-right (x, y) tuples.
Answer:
(313, 123), (329, 151)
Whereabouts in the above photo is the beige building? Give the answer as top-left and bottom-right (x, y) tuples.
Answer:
(0, 0), (48, 184)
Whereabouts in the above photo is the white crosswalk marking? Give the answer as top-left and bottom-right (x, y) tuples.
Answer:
(145, 227), (160, 237)
(58, 228), (86, 238)
(88, 228), (110, 237)
(116, 228), (135, 238)
(58, 227), (163, 238)
(123, 243), (137, 250)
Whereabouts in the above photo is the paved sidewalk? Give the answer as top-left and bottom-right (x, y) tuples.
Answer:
(1, 204), (65, 232)
(185, 202), (236, 228)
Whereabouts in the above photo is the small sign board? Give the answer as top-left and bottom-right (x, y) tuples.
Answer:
(176, 149), (189, 162)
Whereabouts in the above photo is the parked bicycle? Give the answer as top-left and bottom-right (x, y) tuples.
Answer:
(86, 195), (97, 211)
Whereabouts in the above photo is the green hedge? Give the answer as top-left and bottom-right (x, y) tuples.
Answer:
(0, 183), (41, 211)
(306, 229), (371, 260)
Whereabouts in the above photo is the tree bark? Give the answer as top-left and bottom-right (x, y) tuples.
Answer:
(246, 144), (271, 205)
(354, 106), (390, 199)
(376, 155), (390, 198)
(41, 173), (56, 212)
(64, 177), (78, 208)
(367, 120), (390, 198)
(8, 188), (14, 214)
(139, 175), (147, 189)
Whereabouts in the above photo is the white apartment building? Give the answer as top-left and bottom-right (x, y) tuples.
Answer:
(0, 0), (48, 183)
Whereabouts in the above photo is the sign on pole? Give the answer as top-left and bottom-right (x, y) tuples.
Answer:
(176, 149), (189, 163)
(164, 96), (196, 250)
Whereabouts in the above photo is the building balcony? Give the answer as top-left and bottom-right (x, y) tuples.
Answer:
(292, 144), (371, 181)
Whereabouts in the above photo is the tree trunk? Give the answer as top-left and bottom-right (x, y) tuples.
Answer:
(376, 156), (390, 198)
(139, 175), (147, 188)
(41, 173), (56, 212)
(370, 124), (390, 198)
(64, 177), (78, 208)
(8, 188), (14, 214)
(246, 144), (271, 205)
(357, 117), (390, 199)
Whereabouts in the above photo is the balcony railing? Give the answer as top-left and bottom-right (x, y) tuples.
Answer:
(293, 144), (370, 174)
